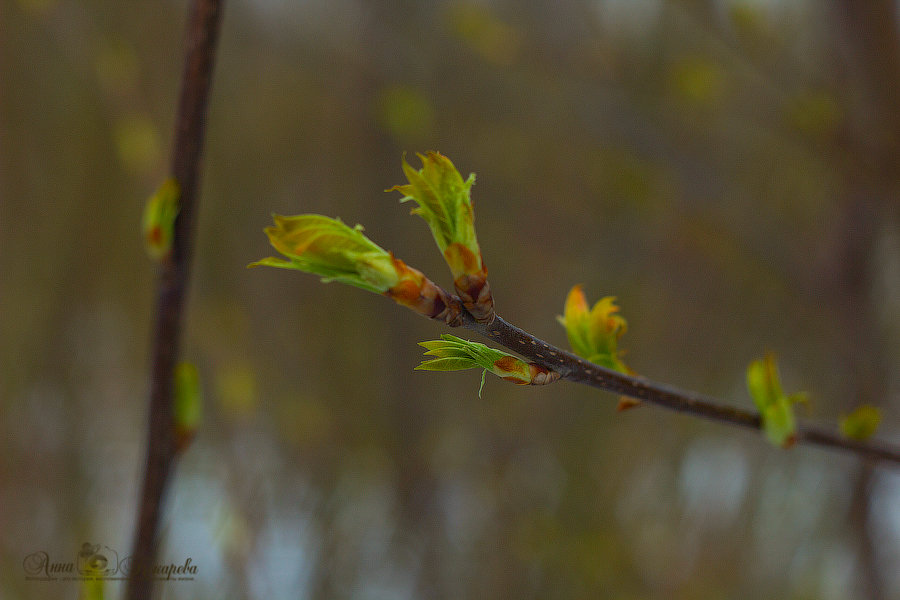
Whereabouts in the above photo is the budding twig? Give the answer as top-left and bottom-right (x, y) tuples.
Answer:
(457, 309), (900, 466)
(256, 165), (899, 465)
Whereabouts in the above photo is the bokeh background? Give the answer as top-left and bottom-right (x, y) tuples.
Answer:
(3, 0), (900, 598)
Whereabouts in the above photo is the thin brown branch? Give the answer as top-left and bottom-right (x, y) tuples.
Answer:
(127, 1), (224, 599)
(454, 312), (900, 467)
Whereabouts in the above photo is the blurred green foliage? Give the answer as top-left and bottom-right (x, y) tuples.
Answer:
(746, 353), (807, 448)
(840, 405), (882, 441)
(376, 85), (435, 143)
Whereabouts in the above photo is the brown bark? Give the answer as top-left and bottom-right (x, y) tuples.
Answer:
(127, 1), (224, 599)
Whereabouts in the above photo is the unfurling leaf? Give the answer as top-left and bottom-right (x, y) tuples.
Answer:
(840, 405), (882, 441)
(389, 152), (494, 322)
(251, 214), (463, 324)
(746, 353), (806, 448)
(417, 334), (558, 396)
(142, 177), (180, 260)
(173, 361), (203, 452)
(251, 214), (401, 293)
(389, 152), (479, 268)
(558, 285), (631, 374)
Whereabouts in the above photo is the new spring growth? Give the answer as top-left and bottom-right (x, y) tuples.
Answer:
(142, 178), (180, 261)
(173, 362), (202, 453)
(558, 285), (637, 410)
(746, 353), (808, 448)
(251, 214), (464, 325)
(557, 285), (631, 374)
(389, 152), (495, 323)
(840, 405), (882, 441)
(417, 334), (559, 397)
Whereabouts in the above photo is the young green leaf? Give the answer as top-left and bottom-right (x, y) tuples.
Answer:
(840, 405), (882, 440)
(389, 152), (494, 322)
(390, 152), (479, 265)
(252, 214), (463, 324)
(557, 285), (631, 374)
(174, 361), (203, 452)
(251, 214), (401, 293)
(142, 177), (180, 261)
(416, 334), (558, 396)
(746, 353), (805, 448)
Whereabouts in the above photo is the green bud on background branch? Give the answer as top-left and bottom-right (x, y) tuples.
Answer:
(142, 178), (180, 261)
(746, 353), (808, 448)
(173, 361), (203, 453)
(840, 405), (882, 441)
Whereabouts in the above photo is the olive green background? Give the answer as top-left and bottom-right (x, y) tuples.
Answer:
(3, 1), (899, 598)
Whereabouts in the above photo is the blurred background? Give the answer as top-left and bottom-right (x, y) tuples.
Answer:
(3, 0), (900, 598)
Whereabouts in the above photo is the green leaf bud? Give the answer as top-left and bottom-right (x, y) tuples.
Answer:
(416, 334), (558, 396)
(142, 177), (180, 261)
(390, 152), (494, 321)
(840, 405), (882, 441)
(746, 353), (805, 448)
(252, 214), (464, 324)
(557, 285), (631, 374)
(173, 361), (203, 452)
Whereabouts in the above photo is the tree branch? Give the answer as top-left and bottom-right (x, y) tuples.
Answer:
(456, 312), (900, 466)
(127, 1), (224, 598)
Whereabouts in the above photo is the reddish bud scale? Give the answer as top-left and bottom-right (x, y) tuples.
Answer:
(384, 256), (464, 326)
(494, 355), (526, 382)
(527, 363), (561, 385)
(445, 243), (495, 323)
(494, 356), (560, 386)
(616, 397), (641, 411)
(173, 426), (196, 454)
(148, 226), (164, 247)
(454, 272), (494, 323)
(444, 242), (481, 272)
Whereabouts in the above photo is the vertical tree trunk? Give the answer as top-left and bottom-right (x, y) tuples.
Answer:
(127, 1), (224, 599)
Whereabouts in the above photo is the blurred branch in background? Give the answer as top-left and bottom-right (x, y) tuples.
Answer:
(127, 1), (224, 599)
